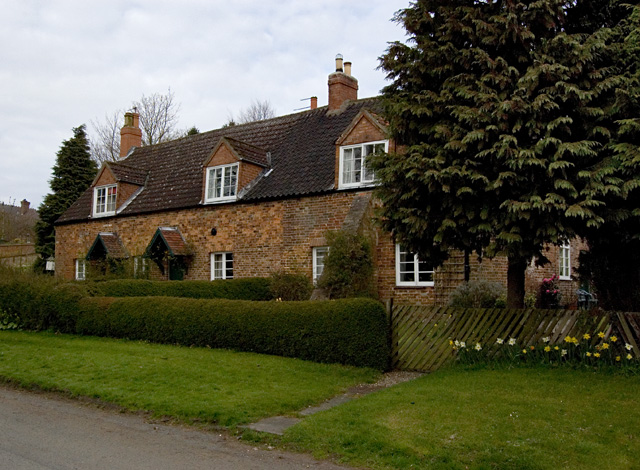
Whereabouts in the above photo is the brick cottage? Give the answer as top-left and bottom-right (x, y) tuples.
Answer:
(54, 56), (584, 306)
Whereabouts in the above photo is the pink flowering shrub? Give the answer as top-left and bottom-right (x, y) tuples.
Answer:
(538, 274), (562, 308)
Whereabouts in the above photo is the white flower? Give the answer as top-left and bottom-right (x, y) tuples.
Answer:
(454, 340), (460, 348)
(496, 338), (504, 344)
(508, 338), (516, 346)
(626, 343), (633, 351)
(475, 343), (482, 351)
(542, 336), (551, 343)
(460, 341), (466, 349)
(561, 349), (568, 356)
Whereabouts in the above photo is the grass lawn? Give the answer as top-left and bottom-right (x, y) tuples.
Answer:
(0, 330), (379, 427)
(281, 366), (640, 470)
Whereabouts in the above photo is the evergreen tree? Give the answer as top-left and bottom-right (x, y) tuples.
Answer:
(374, 0), (637, 307)
(35, 125), (97, 269)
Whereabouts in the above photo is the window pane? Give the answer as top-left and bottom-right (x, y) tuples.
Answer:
(353, 147), (362, 183)
(225, 253), (233, 279)
(342, 149), (353, 184)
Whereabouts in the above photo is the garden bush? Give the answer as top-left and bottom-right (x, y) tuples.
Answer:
(75, 297), (389, 370)
(86, 278), (272, 301)
(447, 280), (507, 308)
(268, 271), (313, 301)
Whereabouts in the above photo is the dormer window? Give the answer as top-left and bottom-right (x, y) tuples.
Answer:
(339, 141), (387, 189)
(93, 184), (117, 217)
(205, 163), (238, 203)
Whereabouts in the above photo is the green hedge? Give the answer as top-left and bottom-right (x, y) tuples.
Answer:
(85, 278), (273, 301)
(75, 297), (389, 370)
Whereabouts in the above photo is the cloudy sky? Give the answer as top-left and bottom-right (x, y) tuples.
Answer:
(0, 0), (409, 209)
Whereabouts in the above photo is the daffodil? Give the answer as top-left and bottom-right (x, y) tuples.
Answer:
(542, 336), (551, 343)
(616, 356), (621, 362)
(561, 349), (568, 356)
(625, 343), (633, 351)
(522, 349), (527, 354)
(627, 354), (633, 360)
(583, 333), (591, 340)
(554, 346), (559, 351)
(594, 352), (601, 358)
(564, 336), (572, 343)
(449, 340), (454, 346)
(598, 332), (605, 338)
(571, 337), (579, 345)
(586, 352), (592, 357)
(544, 346), (551, 352)
(508, 338), (516, 346)
(611, 336), (618, 343)
(460, 341), (466, 348)
(496, 338), (504, 344)
(530, 346), (535, 351)
(475, 343), (482, 351)
(602, 343), (610, 350)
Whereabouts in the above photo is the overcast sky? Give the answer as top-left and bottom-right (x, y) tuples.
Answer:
(0, 0), (409, 209)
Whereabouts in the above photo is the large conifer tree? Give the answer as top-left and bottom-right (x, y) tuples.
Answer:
(35, 125), (97, 269)
(374, 0), (637, 307)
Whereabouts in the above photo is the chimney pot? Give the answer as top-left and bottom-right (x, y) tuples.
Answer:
(344, 61), (352, 76)
(310, 96), (318, 110)
(20, 199), (30, 215)
(335, 53), (344, 72)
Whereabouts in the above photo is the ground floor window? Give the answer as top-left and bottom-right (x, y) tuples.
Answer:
(75, 259), (86, 281)
(211, 252), (233, 280)
(559, 241), (571, 280)
(134, 256), (150, 279)
(312, 246), (329, 285)
(396, 244), (434, 287)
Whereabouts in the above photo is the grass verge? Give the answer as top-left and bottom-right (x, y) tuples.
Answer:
(282, 366), (640, 470)
(0, 331), (379, 427)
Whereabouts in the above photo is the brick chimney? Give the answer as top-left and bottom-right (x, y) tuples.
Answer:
(120, 111), (142, 158)
(310, 96), (318, 110)
(328, 54), (358, 111)
(20, 199), (30, 215)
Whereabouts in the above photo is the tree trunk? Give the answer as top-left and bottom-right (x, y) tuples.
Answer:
(506, 257), (527, 308)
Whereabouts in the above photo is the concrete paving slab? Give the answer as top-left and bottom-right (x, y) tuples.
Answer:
(245, 416), (301, 436)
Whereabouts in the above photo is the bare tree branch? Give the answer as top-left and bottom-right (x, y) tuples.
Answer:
(233, 99), (276, 124)
(90, 110), (122, 164)
(133, 89), (182, 146)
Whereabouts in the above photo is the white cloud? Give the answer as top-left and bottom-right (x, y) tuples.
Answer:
(0, 0), (409, 207)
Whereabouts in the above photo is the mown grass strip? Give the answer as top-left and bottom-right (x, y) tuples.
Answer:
(0, 331), (379, 428)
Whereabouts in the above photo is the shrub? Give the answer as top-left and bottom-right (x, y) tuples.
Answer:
(75, 297), (389, 370)
(538, 274), (562, 308)
(447, 280), (507, 308)
(318, 231), (375, 299)
(269, 271), (313, 301)
(86, 278), (273, 301)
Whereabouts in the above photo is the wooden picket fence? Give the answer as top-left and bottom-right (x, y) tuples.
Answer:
(389, 304), (640, 372)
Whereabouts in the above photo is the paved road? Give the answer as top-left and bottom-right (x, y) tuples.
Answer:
(0, 386), (351, 470)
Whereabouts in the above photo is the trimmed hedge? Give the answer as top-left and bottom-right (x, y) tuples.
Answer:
(86, 278), (273, 301)
(75, 297), (390, 370)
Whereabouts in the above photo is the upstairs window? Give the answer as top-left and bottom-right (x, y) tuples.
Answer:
(339, 141), (387, 189)
(559, 241), (571, 280)
(205, 163), (238, 203)
(211, 252), (233, 280)
(396, 244), (434, 287)
(93, 184), (117, 217)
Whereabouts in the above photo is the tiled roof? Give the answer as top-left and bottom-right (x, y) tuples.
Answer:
(146, 227), (189, 257)
(86, 232), (128, 259)
(108, 162), (148, 186)
(56, 98), (382, 224)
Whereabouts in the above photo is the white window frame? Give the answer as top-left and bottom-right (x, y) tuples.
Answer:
(211, 252), (233, 280)
(395, 244), (434, 287)
(559, 241), (571, 280)
(312, 246), (329, 285)
(133, 256), (150, 279)
(75, 259), (86, 281)
(205, 163), (239, 203)
(338, 140), (387, 189)
(93, 184), (117, 217)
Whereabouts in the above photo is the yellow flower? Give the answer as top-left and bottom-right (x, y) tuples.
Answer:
(627, 354), (633, 360)
(572, 337), (579, 345)
(449, 340), (454, 346)
(616, 356), (621, 362)
(594, 352), (601, 358)
(586, 352), (592, 357)
(611, 336), (618, 343)
(564, 336), (572, 343)
(583, 333), (591, 340)
(522, 349), (527, 354)
(602, 343), (610, 350)
(544, 346), (551, 352)
(554, 346), (559, 351)
(598, 332), (605, 338)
